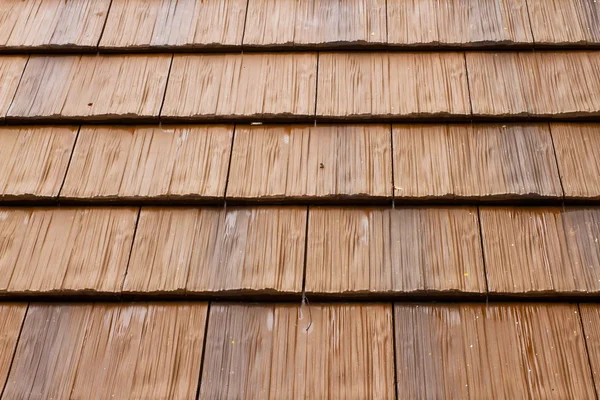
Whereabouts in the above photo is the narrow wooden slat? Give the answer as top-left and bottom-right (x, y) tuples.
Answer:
(317, 52), (470, 119)
(395, 303), (596, 399)
(61, 125), (232, 201)
(480, 207), (600, 294)
(0, 0), (111, 50)
(0, 207), (137, 294)
(199, 303), (395, 399)
(0, 56), (27, 119)
(244, 0), (386, 47)
(124, 207), (306, 295)
(4, 303), (207, 399)
(0, 126), (78, 201)
(387, 0), (532, 47)
(227, 125), (392, 201)
(467, 52), (600, 117)
(305, 207), (485, 295)
(551, 123), (600, 200)
(7, 55), (171, 121)
(99, 0), (246, 49)
(162, 53), (317, 120)
(0, 304), (27, 392)
(528, 0), (600, 45)
(392, 124), (562, 200)
(579, 304), (600, 396)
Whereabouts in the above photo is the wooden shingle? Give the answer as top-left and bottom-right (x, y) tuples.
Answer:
(162, 53), (317, 121)
(528, 0), (600, 45)
(317, 52), (470, 119)
(480, 207), (600, 294)
(7, 55), (171, 121)
(392, 124), (562, 200)
(227, 125), (392, 201)
(0, 304), (27, 391)
(99, 0), (247, 49)
(61, 125), (232, 201)
(0, 126), (78, 201)
(0, 56), (27, 119)
(580, 304), (600, 396)
(199, 303), (395, 399)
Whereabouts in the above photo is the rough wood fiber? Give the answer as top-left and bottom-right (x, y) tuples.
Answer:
(244, 0), (386, 47)
(199, 303), (395, 399)
(227, 125), (392, 201)
(528, 0), (600, 45)
(392, 124), (562, 200)
(395, 303), (596, 399)
(7, 55), (171, 121)
(467, 52), (600, 117)
(580, 304), (600, 396)
(0, 304), (27, 391)
(387, 0), (532, 46)
(0, 56), (27, 119)
(551, 123), (600, 199)
(162, 53), (317, 120)
(0, 208), (137, 294)
(61, 125), (232, 201)
(124, 207), (306, 294)
(5, 303), (207, 399)
(480, 207), (600, 294)
(0, 0), (111, 50)
(306, 207), (485, 295)
(317, 52), (470, 119)
(0, 126), (77, 200)
(99, 0), (247, 49)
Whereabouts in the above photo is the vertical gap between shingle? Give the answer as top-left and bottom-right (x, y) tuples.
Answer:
(301, 206), (310, 295)
(523, 0), (536, 46)
(389, 124), (395, 207)
(157, 54), (175, 122)
(313, 53), (320, 123)
(96, 0), (114, 48)
(56, 125), (82, 199)
(384, 0), (389, 44)
(240, 0), (251, 48)
(195, 302), (212, 400)
(119, 207), (142, 292)
(476, 207), (490, 296)
(0, 303), (29, 398)
(391, 303), (399, 400)
(462, 52), (474, 119)
(222, 124), (237, 203)
(547, 122), (566, 201)
(5, 55), (29, 118)
(577, 303), (600, 400)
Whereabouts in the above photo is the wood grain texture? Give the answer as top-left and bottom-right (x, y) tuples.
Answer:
(199, 303), (395, 399)
(387, 0), (532, 46)
(227, 125), (392, 201)
(0, 0), (110, 50)
(317, 52), (470, 119)
(5, 303), (207, 399)
(467, 52), (600, 117)
(580, 304), (600, 396)
(99, 0), (246, 49)
(244, 0), (386, 47)
(480, 207), (600, 294)
(7, 55), (171, 121)
(306, 207), (485, 295)
(61, 125), (232, 201)
(395, 303), (596, 399)
(124, 207), (306, 294)
(0, 304), (27, 392)
(551, 123), (600, 199)
(0, 126), (77, 201)
(392, 124), (562, 200)
(0, 207), (137, 294)
(0, 56), (27, 119)
(528, 0), (600, 45)
(162, 53), (317, 120)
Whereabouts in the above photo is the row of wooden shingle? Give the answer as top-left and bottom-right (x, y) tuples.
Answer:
(0, 302), (599, 399)
(1, 205), (599, 296)
(2, 123), (599, 202)
(0, 0), (599, 51)
(1, 52), (600, 122)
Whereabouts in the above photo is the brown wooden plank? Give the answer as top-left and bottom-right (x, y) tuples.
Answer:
(387, 0), (532, 47)
(395, 303), (596, 399)
(551, 123), (600, 200)
(579, 304), (600, 396)
(124, 207), (306, 295)
(317, 52), (470, 119)
(162, 53), (317, 120)
(0, 126), (78, 201)
(480, 207), (600, 294)
(227, 125), (392, 201)
(392, 123), (562, 200)
(244, 0), (386, 48)
(7, 55), (171, 121)
(0, 56), (27, 119)
(0, 0), (110, 50)
(61, 125), (232, 201)
(199, 303), (395, 399)
(0, 304), (27, 392)
(4, 303), (207, 399)
(305, 207), (485, 295)
(528, 0), (600, 45)
(99, 0), (246, 49)
(467, 52), (600, 117)
(0, 207), (137, 294)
